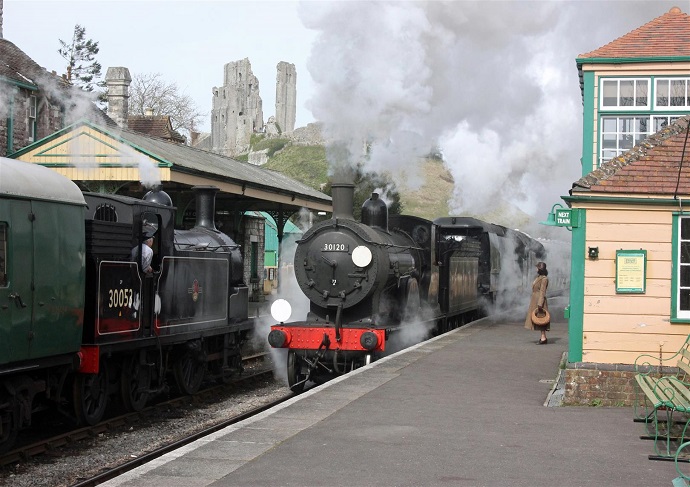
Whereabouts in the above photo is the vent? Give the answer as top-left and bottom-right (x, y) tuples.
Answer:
(94, 204), (118, 222)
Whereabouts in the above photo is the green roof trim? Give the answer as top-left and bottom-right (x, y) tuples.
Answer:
(577, 56), (690, 65)
(564, 195), (685, 206)
(0, 75), (38, 91)
(9, 120), (173, 168)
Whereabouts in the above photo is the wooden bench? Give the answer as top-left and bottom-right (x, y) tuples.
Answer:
(634, 335), (690, 459)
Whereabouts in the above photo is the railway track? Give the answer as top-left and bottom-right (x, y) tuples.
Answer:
(0, 353), (279, 468)
(69, 391), (294, 487)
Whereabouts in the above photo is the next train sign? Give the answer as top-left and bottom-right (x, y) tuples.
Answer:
(555, 208), (580, 228)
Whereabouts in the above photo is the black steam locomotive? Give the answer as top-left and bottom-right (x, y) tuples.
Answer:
(269, 182), (563, 391)
(0, 157), (252, 452)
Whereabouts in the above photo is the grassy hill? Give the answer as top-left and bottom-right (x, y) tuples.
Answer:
(258, 141), (455, 221)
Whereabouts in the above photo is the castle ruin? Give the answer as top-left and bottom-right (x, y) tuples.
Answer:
(210, 58), (297, 157)
(275, 61), (296, 135)
(211, 58), (263, 157)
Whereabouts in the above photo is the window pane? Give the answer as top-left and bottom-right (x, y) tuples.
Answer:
(619, 117), (633, 132)
(682, 242), (690, 263)
(683, 219), (690, 240)
(657, 80), (669, 106)
(682, 266), (690, 287)
(602, 134), (617, 149)
(654, 116), (669, 131)
(620, 80), (634, 106)
(602, 118), (617, 132)
(671, 80), (686, 106)
(602, 80), (618, 107)
(636, 80), (648, 106)
(682, 290), (690, 311)
(619, 133), (633, 149)
(601, 149), (617, 161)
(636, 117), (648, 133)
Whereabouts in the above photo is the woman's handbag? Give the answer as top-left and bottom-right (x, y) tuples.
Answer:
(531, 308), (551, 326)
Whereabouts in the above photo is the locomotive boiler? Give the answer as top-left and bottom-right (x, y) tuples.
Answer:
(0, 157), (252, 452)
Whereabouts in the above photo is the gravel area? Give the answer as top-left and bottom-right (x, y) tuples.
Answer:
(0, 375), (290, 487)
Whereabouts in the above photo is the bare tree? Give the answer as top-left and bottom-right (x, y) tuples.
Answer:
(128, 72), (205, 141)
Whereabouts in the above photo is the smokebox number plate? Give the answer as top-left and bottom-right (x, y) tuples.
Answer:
(322, 243), (349, 252)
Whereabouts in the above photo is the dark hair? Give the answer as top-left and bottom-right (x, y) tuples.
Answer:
(537, 261), (548, 276)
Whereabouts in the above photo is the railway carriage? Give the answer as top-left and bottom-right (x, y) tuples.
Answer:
(0, 157), (252, 452)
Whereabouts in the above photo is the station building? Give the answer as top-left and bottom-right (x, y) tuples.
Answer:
(563, 6), (690, 404)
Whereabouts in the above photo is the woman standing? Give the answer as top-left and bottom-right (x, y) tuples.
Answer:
(525, 261), (549, 344)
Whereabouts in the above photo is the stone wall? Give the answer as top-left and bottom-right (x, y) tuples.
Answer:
(241, 214), (265, 302)
(1, 85), (64, 157)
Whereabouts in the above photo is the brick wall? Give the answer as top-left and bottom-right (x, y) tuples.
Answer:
(564, 362), (640, 406)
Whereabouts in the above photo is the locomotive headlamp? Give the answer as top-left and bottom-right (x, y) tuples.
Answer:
(270, 299), (292, 323)
(360, 331), (379, 351)
(352, 246), (373, 267)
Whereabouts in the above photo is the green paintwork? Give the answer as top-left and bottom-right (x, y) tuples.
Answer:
(0, 195), (85, 365)
(581, 71), (595, 176)
(569, 209), (586, 362)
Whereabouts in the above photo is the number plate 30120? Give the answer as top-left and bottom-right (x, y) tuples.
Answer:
(322, 243), (348, 252)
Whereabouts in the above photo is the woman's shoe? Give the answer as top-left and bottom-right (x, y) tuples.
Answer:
(538, 338), (548, 345)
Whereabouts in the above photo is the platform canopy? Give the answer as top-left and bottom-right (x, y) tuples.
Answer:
(10, 120), (332, 224)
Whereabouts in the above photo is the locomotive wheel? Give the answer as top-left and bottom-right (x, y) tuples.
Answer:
(120, 354), (150, 412)
(73, 366), (109, 426)
(287, 351), (306, 393)
(174, 351), (206, 395)
(0, 399), (18, 455)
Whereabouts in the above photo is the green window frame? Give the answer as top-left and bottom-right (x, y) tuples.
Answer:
(672, 213), (690, 322)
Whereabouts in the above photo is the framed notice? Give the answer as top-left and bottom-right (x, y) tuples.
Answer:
(615, 250), (647, 294)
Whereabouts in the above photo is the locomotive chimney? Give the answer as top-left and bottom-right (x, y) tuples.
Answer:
(331, 182), (355, 220)
(192, 185), (219, 231)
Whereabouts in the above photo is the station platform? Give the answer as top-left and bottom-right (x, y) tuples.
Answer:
(104, 303), (676, 487)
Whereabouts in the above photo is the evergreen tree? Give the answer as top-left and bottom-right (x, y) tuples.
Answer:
(58, 24), (104, 93)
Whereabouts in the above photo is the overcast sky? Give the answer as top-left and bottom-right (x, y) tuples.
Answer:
(2, 0), (685, 229)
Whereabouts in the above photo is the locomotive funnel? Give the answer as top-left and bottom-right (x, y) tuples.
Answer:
(331, 182), (355, 220)
(192, 185), (219, 231)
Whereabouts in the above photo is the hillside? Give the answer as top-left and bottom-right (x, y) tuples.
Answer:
(259, 141), (455, 221)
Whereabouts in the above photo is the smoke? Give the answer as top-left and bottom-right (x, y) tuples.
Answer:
(300, 0), (679, 226)
(254, 208), (312, 384)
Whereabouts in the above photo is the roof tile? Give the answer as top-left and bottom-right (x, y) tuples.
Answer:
(572, 115), (690, 195)
(578, 7), (690, 59)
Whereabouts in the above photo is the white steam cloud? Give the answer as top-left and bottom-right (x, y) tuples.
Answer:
(300, 0), (678, 229)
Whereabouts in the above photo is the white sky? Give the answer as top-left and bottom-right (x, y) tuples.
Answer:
(3, 0), (317, 131)
(3, 0), (687, 229)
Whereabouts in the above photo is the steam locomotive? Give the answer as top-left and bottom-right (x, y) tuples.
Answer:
(0, 157), (252, 453)
(268, 182), (566, 391)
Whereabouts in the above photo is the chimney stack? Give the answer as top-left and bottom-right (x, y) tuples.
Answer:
(105, 67), (132, 128)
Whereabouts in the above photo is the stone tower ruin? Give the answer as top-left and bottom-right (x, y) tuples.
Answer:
(211, 58), (264, 157)
(275, 61), (296, 135)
